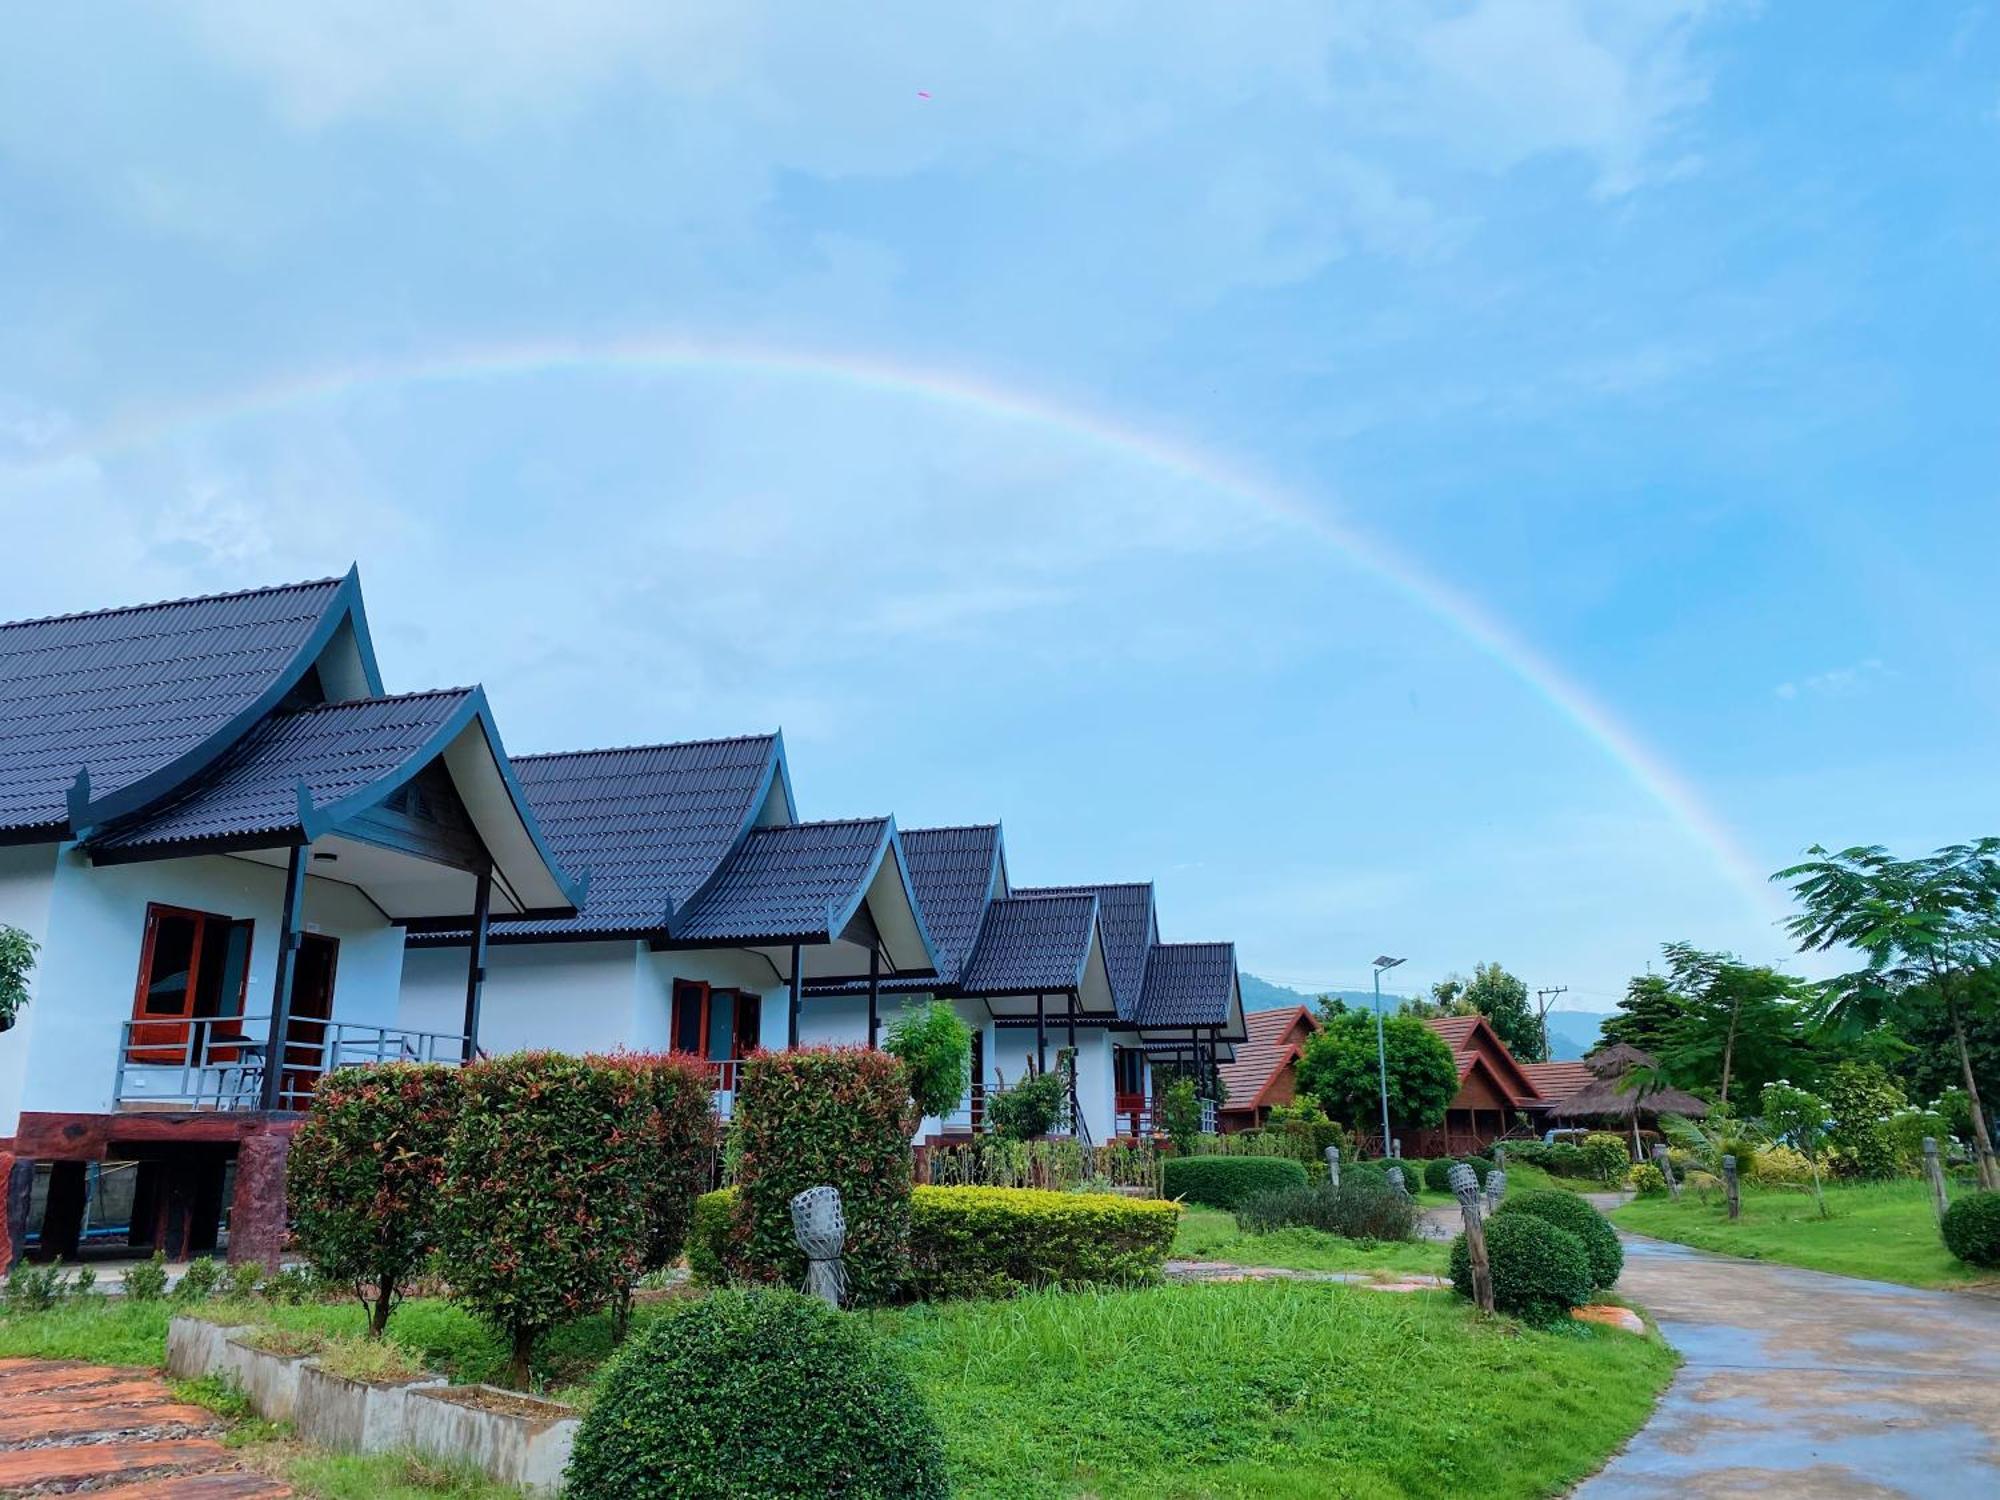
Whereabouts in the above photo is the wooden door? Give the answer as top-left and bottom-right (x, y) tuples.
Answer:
(279, 935), (339, 1108)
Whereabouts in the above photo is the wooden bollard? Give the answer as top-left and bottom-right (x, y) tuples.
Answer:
(1652, 1143), (1679, 1201)
(1450, 1163), (1493, 1314)
(1325, 1145), (1341, 1189)
(1721, 1153), (1740, 1221)
(1923, 1137), (1949, 1225)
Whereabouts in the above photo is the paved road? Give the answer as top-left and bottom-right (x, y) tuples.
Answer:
(1577, 1236), (2000, 1498)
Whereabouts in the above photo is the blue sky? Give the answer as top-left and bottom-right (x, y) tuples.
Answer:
(3, 3), (1996, 1008)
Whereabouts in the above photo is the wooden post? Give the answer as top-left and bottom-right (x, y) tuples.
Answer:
(1721, 1153), (1741, 1221)
(787, 943), (802, 1050)
(260, 844), (309, 1111)
(1923, 1137), (1950, 1225)
(1325, 1146), (1340, 1189)
(1450, 1163), (1493, 1314)
(461, 866), (492, 1062)
(1653, 1143), (1679, 1201)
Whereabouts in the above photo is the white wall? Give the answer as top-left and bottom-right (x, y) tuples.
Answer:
(0, 844), (59, 1139)
(12, 845), (407, 1125)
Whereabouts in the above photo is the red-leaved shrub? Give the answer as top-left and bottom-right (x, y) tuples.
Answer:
(594, 1051), (718, 1328)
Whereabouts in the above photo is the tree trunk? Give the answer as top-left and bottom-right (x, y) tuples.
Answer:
(368, 1283), (393, 1338)
(508, 1327), (536, 1390)
(1718, 999), (1739, 1111)
(1946, 990), (1999, 1191)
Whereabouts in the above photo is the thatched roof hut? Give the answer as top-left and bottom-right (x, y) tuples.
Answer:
(1547, 1042), (1710, 1123)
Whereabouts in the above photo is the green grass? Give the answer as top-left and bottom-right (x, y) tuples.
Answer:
(1612, 1178), (1998, 1290)
(1172, 1208), (1447, 1276)
(876, 1280), (1675, 1499)
(286, 1451), (523, 1499)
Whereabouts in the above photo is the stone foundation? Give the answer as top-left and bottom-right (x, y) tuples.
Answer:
(226, 1126), (295, 1269)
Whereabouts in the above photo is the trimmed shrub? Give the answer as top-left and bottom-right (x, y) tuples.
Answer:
(1162, 1154), (1309, 1210)
(1451, 1213), (1593, 1325)
(1497, 1189), (1623, 1289)
(436, 1052), (651, 1385)
(565, 1289), (948, 1500)
(908, 1186), (1178, 1298)
(594, 1052), (716, 1316)
(1234, 1178), (1419, 1242)
(689, 1188), (736, 1287)
(1630, 1163), (1668, 1196)
(1580, 1133), (1631, 1185)
(1750, 1144), (1813, 1185)
(733, 1047), (914, 1306)
(287, 1061), (462, 1335)
(1941, 1190), (2000, 1268)
(1423, 1157), (1494, 1193)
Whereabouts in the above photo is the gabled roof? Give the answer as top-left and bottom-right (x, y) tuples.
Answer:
(443, 733), (786, 941)
(1217, 1005), (1319, 1112)
(1017, 881), (1155, 1018)
(1136, 941), (1240, 1028)
(1421, 1014), (1543, 1105)
(0, 572), (379, 839)
(85, 688), (584, 919)
(671, 817), (914, 949)
(805, 822), (1004, 997)
(1521, 1060), (1594, 1105)
(956, 893), (1100, 997)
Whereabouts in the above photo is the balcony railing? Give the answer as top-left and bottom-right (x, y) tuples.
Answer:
(114, 1015), (467, 1112)
(1114, 1092), (1217, 1139)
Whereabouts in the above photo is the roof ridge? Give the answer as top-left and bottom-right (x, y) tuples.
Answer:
(753, 814), (887, 833)
(513, 732), (778, 763)
(905, 821), (1001, 835)
(1019, 879), (1153, 894)
(0, 575), (345, 633)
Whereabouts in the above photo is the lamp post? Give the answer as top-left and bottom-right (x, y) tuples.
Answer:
(1372, 955), (1406, 1158)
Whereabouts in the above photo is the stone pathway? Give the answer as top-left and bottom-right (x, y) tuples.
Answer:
(0, 1359), (289, 1497)
(1575, 1236), (2000, 1498)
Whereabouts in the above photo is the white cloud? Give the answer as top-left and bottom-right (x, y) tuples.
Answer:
(1774, 658), (1886, 700)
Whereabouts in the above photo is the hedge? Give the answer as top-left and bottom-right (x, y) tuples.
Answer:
(1233, 1178), (1419, 1242)
(696, 1185), (1181, 1299)
(594, 1052), (716, 1276)
(1421, 1156), (1496, 1194)
(906, 1186), (1179, 1298)
(1163, 1155), (1309, 1209)
(1451, 1213), (1593, 1325)
(1497, 1189), (1622, 1289)
(435, 1052), (651, 1385)
(1942, 1190), (2000, 1268)
(287, 1062), (461, 1336)
(566, 1290), (948, 1499)
(732, 1047), (914, 1306)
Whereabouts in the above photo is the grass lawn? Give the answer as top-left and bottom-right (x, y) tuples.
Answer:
(1172, 1208), (1447, 1276)
(1612, 1179), (1998, 1290)
(878, 1280), (1676, 1500)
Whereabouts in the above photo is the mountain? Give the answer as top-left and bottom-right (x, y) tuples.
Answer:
(1542, 1010), (1612, 1061)
(1239, 972), (1412, 1015)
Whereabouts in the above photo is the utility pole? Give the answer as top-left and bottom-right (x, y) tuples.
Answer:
(1534, 985), (1567, 1062)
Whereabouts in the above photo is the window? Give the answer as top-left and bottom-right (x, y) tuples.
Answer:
(128, 904), (254, 1063)
(1114, 1046), (1146, 1097)
(670, 980), (762, 1062)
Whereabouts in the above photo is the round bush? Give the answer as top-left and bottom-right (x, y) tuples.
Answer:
(1496, 1189), (1623, 1290)
(1630, 1163), (1667, 1196)
(1941, 1190), (2000, 1268)
(1422, 1157), (1494, 1194)
(566, 1289), (948, 1499)
(1162, 1155), (1309, 1210)
(1450, 1213), (1593, 1325)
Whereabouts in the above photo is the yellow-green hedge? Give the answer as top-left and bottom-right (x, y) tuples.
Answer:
(688, 1185), (1180, 1299)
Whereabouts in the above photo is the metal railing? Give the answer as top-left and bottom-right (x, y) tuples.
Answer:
(114, 1015), (467, 1112)
(1114, 1092), (1218, 1139)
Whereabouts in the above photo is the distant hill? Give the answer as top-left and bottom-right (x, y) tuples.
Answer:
(1242, 973), (1613, 1061)
(1239, 972), (1412, 1015)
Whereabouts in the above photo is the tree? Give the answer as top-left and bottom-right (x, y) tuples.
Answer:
(1296, 1011), (1459, 1146)
(1778, 841), (2000, 1189)
(1655, 942), (1812, 1109)
(0, 924), (36, 1032)
(884, 1002), (973, 1121)
(1601, 972), (1686, 1056)
(1760, 1080), (1832, 1217)
(1426, 962), (1544, 1063)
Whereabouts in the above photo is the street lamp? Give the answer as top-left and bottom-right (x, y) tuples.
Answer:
(1372, 955), (1406, 1158)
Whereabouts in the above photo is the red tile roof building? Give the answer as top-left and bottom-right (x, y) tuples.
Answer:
(1216, 1006), (1319, 1131)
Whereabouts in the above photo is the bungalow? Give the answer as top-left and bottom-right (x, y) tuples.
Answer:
(1215, 1005), (1320, 1132)
(0, 573), (580, 1269)
(396, 735), (940, 1114)
(1412, 1015), (1546, 1156)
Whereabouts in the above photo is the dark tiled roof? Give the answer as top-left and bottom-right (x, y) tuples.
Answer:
(957, 893), (1098, 996)
(0, 577), (349, 835)
(462, 735), (780, 940)
(1136, 941), (1238, 1027)
(1016, 882), (1155, 1018)
(806, 823), (1003, 997)
(90, 690), (471, 851)
(672, 817), (895, 944)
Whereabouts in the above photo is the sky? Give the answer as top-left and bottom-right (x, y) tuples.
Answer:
(2, 3), (1997, 1010)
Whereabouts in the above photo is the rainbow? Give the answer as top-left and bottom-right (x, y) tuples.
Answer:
(2, 332), (1781, 921)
